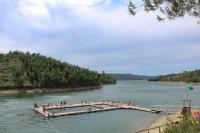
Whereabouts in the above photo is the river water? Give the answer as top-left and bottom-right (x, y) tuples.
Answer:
(0, 80), (200, 133)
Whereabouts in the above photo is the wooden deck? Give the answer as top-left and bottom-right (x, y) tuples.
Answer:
(33, 101), (162, 118)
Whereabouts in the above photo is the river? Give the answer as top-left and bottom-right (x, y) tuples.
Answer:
(0, 80), (200, 133)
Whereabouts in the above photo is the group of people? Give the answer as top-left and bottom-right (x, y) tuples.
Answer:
(97, 106), (104, 109)
(105, 99), (134, 106)
(33, 103), (38, 108)
(81, 101), (90, 104)
(60, 100), (67, 106)
(33, 99), (135, 116)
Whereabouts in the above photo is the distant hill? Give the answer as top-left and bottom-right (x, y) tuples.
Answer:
(0, 51), (116, 89)
(149, 70), (200, 83)
(107, 74), (156, 80)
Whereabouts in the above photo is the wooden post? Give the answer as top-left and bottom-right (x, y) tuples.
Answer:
(181, 100), (191, 116)
(159, 127), (161, 133)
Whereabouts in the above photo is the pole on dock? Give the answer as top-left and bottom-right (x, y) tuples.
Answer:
(181, 85), (194, 116)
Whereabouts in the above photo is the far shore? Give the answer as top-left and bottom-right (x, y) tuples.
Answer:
(0, 85), (102, 94)
(148, 80), (200, 84)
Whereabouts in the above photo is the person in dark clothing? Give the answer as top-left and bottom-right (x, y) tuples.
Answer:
(33, 103), (37, 108)
(43, 106), (46, 112)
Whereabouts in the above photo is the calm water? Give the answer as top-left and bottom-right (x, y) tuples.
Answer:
(0, 80), (200, 133)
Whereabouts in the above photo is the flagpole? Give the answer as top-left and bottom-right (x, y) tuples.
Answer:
(189, 90), (191, 100)
(186, 87), (189, 101)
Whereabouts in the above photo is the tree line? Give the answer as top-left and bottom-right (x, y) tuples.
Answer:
(149, 70), (200, 83)
(0, 51), (116, 89)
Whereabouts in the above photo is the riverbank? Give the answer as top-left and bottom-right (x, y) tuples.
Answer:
(0, 85), (102, 94)
(136, 112), (181, 133)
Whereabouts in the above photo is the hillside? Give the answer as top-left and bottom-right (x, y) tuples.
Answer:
(0, 51), (116, 89)
(108, 74), (156, 80)
(149, 70), (200, 83)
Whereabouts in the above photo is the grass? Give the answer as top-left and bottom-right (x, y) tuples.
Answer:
(163, 116), (200, 133)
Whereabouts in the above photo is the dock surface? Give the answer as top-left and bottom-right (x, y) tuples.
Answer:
(33, 101), (162, 117)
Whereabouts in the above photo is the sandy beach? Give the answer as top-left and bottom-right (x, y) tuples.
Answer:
(135, 112), (181, 133)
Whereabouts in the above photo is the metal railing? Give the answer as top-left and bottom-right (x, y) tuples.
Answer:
(135, 124), (167, 133)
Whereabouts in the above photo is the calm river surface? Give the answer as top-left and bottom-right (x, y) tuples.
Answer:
(0, 80), (200, 133)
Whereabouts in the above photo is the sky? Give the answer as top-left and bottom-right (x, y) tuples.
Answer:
(0, 0), (200, 76)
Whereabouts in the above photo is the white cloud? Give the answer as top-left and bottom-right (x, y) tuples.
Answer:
(63, 0), (111, 6)
(15, 0), (112, 30)
(19, 1), (49, 17)
(17, 0), (51, 29)
(0, 0), (200, 75)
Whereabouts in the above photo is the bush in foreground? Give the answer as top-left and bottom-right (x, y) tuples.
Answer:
(163, 116), (200, 133)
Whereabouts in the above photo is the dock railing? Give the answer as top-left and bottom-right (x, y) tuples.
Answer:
(33, 100), (162, 118)
(135, 124), (167, 133)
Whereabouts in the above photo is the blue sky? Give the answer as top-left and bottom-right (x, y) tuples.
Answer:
(0, 0), (200, 76)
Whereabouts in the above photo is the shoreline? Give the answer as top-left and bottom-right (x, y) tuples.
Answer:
(136, 112), (181, 133)
(149, 80), (200, 84)
(0, 85), (102, 94)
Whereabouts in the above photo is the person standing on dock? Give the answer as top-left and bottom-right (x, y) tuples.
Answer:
(43, 106), (46, 113)
(33, 103), (38, 108)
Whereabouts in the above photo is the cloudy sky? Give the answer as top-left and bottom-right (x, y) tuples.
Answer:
(0, 0), (200, 75)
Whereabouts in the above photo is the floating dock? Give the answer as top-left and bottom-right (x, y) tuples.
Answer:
(33, 101), (162, 118)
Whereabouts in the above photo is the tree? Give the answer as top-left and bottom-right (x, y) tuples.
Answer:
(128, 0), (200, 23)
(0, 51), (116, 88)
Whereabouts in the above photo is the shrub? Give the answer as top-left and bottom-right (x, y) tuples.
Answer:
(163, 116), (200, 133)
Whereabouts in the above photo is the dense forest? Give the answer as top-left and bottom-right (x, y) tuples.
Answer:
(0, 51), (116, 89)
(108, 74), (156, 80)
(149, 70), (200, 83)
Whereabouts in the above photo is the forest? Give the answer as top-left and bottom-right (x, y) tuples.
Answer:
(108, 74), (156, 80)
(0, 51), (116, 89)
(149, 70), (200, 83)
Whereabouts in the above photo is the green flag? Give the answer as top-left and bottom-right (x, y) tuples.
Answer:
(187, 86), (194, 92)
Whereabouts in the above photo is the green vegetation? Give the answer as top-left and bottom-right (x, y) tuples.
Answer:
(128, 0), (200, 23)
(0, 51), (116, 89)
(108, 74), (156, 80)
(149, 70), (200, 83)
(163, 116), (200, 133)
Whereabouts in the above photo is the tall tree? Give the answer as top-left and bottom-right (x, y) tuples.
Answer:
(128, 0), (200, 23)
